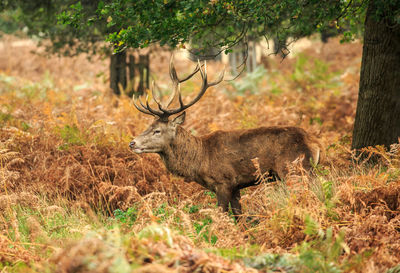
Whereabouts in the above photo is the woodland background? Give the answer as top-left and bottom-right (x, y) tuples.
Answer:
(0, 32), (400, 272)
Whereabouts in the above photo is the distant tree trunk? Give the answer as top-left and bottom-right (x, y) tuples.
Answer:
(273, 36), (288, 58)
(320, 27), (335, 43)
(351, 1), (400, 151)
(137, 54), (149, 96)
(109, 50), (127, 95)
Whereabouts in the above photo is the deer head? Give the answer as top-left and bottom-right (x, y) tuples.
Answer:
(129, 58), (224, 154)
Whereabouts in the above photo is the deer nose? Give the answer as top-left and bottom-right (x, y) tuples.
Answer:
(129, 141), (136, 149)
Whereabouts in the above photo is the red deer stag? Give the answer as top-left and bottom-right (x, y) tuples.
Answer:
(130, 59), (321, 218)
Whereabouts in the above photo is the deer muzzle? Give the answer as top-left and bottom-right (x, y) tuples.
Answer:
(129, 139), (147, 153)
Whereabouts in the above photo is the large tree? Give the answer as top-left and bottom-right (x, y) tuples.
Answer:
(51, 0), (400, 149)
(351, 1), (400, 151)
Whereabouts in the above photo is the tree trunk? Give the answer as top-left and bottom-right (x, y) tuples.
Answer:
(351, 1), (400, 151)
(137, 54), (149, 96)
(109, 50), (127, 95)
(128, 55), (136, 93)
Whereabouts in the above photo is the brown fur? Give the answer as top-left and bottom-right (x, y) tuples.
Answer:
(132, 117), (321, 217)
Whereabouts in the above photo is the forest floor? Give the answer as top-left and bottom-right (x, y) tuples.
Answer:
(0, 34), (399, 273)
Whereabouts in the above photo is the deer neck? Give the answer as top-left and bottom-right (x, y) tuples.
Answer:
(159, 126), (204, 180)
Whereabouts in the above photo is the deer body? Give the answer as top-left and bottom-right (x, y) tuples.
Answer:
(132, 114), (320, 216)
(130, 58), (321, 217)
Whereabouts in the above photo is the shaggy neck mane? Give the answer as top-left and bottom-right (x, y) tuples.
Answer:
(159, 126), (204, 180)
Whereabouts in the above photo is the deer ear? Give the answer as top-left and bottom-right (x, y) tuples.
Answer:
(172, 112), (186, 126)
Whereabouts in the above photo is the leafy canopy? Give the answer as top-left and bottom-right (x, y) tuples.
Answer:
(58, 0), (373, 54)
(3, 0), (398, 56)
(0, 0), (109, 56)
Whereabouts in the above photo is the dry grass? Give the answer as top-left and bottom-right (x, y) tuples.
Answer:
(0, 33), (399, 272)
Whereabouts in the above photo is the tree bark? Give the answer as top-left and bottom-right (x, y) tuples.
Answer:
(137, 54), (149, 96)
(109, 50), (127, 95)
(351, 1), (400, 151)
(127, 55), (136, 97)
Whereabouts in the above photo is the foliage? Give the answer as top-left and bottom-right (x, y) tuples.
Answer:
(244, 253), (299, 271)
(57, 124), (86, 150)
(0, 0), (109, 56)
(297, 216), (349, 273)
(58, 0), (373, 55)
(243, 216), (371, 272)
(193, 216), (218, 245)
(387, 265), (400, 273)
(113, 207), (138, 225)
(291, 53), (341, 91)
(0, 10), (23, 35)
(227, 66), (267, 97)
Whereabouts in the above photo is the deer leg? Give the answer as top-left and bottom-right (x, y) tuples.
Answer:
(216, 193), (230, 213)
(230, 189), (242, 219)
(276, 166), (288, 181)
(215, 187), (231, 213)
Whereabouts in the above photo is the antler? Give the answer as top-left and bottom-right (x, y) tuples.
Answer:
(161, 56), (201, 109)
(133, 57), (224, 121)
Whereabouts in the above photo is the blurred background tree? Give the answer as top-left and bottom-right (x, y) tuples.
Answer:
(0, 0), (139, 96)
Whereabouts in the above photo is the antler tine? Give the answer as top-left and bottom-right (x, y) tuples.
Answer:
(144, 93), (164, 116)
(164, 57), (181, 108)
(132, 88), (164, 117)
(177, 63), (201, 83)
(207, 66), (225, 87)
(164, 56), (200, 109)
(175, 59), (209, 111)
(132, 96), (153, 116)
(133, 57), (224, 120)
(180, 60), (225, 109)
(150, 80), (164, 111)
(169, 55), (201, 83)
(159, 60), (225, 116)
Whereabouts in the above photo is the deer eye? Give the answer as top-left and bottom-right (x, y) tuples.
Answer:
(153, 129), (161, 135)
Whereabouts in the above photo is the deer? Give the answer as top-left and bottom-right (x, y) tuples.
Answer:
(129, 58), (321, 219)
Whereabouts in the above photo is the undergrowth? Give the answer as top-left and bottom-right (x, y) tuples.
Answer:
(0, 36), (399, 272)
